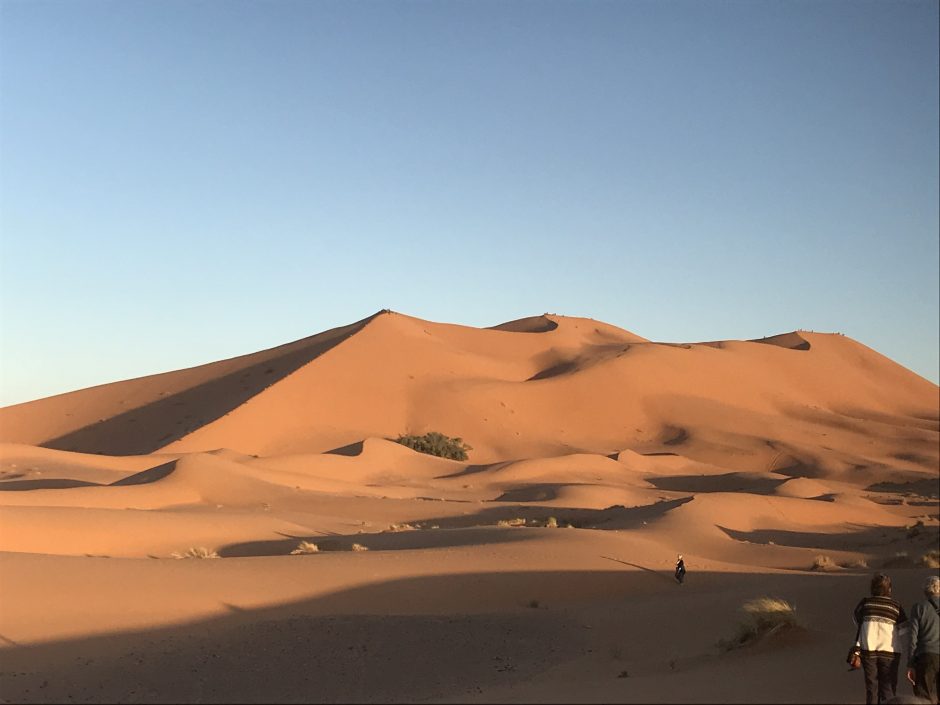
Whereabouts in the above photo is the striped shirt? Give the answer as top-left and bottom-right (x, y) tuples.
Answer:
(854, 596), (909, 653)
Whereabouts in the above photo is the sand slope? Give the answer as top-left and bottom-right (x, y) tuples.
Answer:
(0, 311), (937, 704)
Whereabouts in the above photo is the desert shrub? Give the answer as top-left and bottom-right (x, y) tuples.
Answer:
(497, 518), (526, 528)
(919, 549), (940, 568)
(395, 432), (472, 461)
(385, 523), (416, 533)
(811, 555), (838, 571)
(840, 558), (869, 569)
(290, 541), (320, 555)
(718, 597), (798, 651)
(546, 516), (558, 529)
(171, 546), (219, 559)
(351, 543), (369, 552)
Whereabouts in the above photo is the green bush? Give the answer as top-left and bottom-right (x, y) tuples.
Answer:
(395, 431), (472, 461)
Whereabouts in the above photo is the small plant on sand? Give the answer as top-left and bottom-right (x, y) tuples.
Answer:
(718, 597), (798, 651)
(385, 523), (416, 533)
(351, 543), (369, 552)
(497, 517), (526, 528)
(839, 558), (869, 569)
(171, 546), (220, 559)
(545, 516), (558, 529)
(919, 549), (940, 568)
(394, 431), (472, 461)
(811, 555), (838, 571)
(290, 541), (320, 555)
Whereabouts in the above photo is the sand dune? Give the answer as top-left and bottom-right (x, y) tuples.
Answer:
(1, 310), (937, 703)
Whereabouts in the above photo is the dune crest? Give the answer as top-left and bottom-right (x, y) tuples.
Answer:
(1, 311), (937, 704)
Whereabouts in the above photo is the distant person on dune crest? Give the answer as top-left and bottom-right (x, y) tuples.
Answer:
(674, 554), (686, 585)
(855, 573), (909, 704)
(905, 575), (940, 704)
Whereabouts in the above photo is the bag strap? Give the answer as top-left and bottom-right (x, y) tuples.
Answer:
(853, 602), (864, 646)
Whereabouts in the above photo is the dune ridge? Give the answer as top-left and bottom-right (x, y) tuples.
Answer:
(1, 310), (936, 703)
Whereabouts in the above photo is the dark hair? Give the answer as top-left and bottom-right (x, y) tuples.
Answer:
(871, 573), (892, 597)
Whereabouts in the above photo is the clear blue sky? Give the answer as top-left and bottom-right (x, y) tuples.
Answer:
(1, 0), (938, 406)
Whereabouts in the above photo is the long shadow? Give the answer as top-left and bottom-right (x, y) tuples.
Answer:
(717, 523), (940, 552)
(39, 315), (377, 456)
(413, 497), (693, 532)
(0, 570), (632, 705)
(645, 473), (787, 494)
(109, 461), (177, 486)
(434, 459), (513, 480)
(218, 526), (541, 558)
(0, 569), (907, 704)
(0, 478), (101, 491)
(866, 478), (939, 499)
(599, 556), (676, 585)
(493, 483), (584, 502)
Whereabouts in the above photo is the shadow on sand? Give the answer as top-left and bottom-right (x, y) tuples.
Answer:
(39, 316), (376, 456)
(2, 568), (918, 704)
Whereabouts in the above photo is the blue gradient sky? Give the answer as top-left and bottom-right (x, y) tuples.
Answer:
(1, 0), (938, 405)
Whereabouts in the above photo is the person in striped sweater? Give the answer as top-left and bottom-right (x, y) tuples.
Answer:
(854, 573), (910, 704)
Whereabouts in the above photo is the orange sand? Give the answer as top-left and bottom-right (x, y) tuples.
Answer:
(1, 311), (937, 703)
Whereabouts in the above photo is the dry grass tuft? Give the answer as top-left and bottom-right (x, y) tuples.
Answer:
(497, 518), (526, 528)
(545, 516), (558, 529)
(171, 547), (220, 559)
(385, 523), (416, 533)
(718, 597), (798, 651)
(290, 541), (320, 555)
(351, 543), (369, 552)
(811, 555), (838, 571)
(839, 558), (869, 569)
(919, 549), (940, 568)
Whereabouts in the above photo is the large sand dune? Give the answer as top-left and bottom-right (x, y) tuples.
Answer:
(1, 310), (937, 703)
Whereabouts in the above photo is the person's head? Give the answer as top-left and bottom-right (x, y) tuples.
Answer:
(924, 575), (940, 598)
(677, 554), (682, 560)
(871, 573), (892, 597)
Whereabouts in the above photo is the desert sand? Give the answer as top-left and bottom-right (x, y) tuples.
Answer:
(0, 310), (937, 703)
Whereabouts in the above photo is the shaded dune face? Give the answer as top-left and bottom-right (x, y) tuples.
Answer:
(0, 310), (936, 472)
(0, 314), (376, 455)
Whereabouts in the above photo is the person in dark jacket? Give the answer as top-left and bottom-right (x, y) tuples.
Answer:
(674, 554), (686, 585)
(855, 573), (909, 704)
(905, 575), (940, 703)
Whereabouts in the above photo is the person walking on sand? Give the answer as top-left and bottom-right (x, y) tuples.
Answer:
(905, 575), (939, 704)
(674, 554), (686, 585)
(855, 573), (910, 704)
